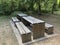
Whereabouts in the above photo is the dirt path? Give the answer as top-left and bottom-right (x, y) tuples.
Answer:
(30, 14), (60, 45)
(0, 14), (60, 45)
(0, 19), (19, 45)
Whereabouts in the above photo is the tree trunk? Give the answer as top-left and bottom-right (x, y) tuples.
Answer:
(37, 0), (41, 15)
(52, 0), (57, 14)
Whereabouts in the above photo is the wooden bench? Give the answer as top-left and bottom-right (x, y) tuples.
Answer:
(17, 13), (28, 21)
(10, 21), (23, 45)
(12, 17), (20, 23)
(15, 22), (31, 43)
(45, 23), (54, 34)
(22, 16), (45, 39)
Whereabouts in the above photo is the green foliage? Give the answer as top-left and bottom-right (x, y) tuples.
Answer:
(0, 0), (16, 15)
(1, 2), (11, 15)
(0, 0), (60, 16)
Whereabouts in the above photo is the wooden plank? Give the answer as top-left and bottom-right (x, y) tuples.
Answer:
(20, 22), (31, 33)
(24, 33), (58, 45)
(27, 16), (44, 23)
(16, 22), (31, 43)
(18, 13), (27, 17)
(22, 17), (34, 24)
(45, 23), (53, 28)
(12, 17), (20, 22)
(10, 21), (23, 45)
(45, 23), (54, 34)
(17, 13), (28, 21)
(15, 22), (31, 43)
(15, 22), (26, 34)
(32, 23), (45, 39)
(22, 16), (45, 24)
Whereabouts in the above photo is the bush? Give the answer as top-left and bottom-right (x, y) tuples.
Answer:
(0, 1), (16, 15)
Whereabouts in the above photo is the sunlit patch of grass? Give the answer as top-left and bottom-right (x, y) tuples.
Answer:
(54, 11), (60, 15)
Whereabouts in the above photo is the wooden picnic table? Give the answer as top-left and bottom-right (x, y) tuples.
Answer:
(22, 16), (45, 39)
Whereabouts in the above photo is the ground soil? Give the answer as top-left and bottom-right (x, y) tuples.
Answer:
(0, 14), (60, 45)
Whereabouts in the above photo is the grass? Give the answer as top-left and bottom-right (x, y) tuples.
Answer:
(54, 11), (60, 15)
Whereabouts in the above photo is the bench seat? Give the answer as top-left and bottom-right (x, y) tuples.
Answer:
(12, 17), (20, 23)
(15, 22), (31, 43)
(45, 23), (54, 34)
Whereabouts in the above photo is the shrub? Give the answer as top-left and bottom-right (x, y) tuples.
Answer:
(0, 1), (16, 15)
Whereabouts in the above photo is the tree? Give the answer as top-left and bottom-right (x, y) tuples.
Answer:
(34, 0), (41, 15)
(52, 0), (57, 14)
(37, 0), (41, 15)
